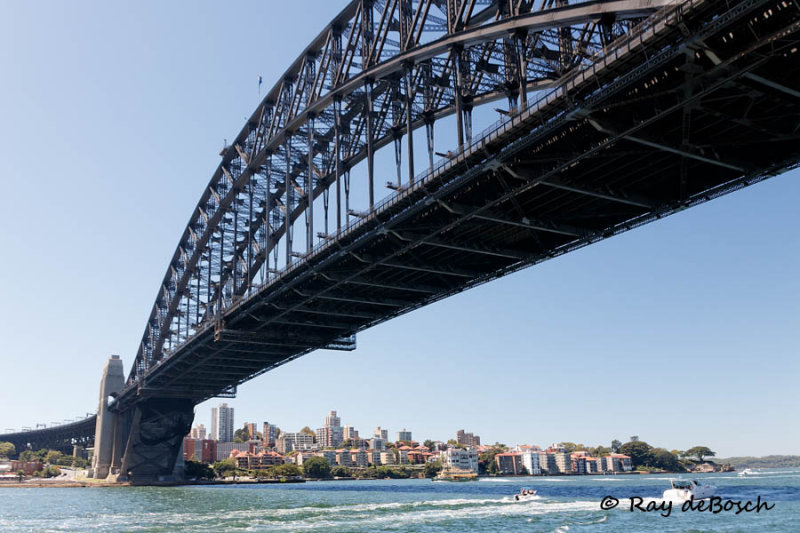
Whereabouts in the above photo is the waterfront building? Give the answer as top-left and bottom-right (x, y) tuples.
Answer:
(9, 461), (42, 476)
(277, 433), (315, 454)
(585, 457), (601, 473)
(230, 450), (284, 470)
(495, 452), (523, 475)
(605, 454), (633, 472)
(380, 451), (397, 465)
(374, 427), (389, 440)
(519, 451), (542, 475)
(210, 403), (234, 442)
(439, 449), (479, 473)
(554, 452), (572, 474)
(262, 422), (277, 448)
(397, 429), (412, 442)
(570, 453), (587, 474)
(189, 424), (207, 440)
(538, 452), (557, 473)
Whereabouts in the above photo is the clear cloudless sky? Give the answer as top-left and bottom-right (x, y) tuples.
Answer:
(0, 1), (797, 458)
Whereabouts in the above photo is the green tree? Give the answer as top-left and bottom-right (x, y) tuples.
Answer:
(185, 460), (215, 479)
(302, 456), (331, 479)
(16, 470), (24, 482)
(300, 426), (315, 440)
(685, 446), (716, 462)
(268, 463), (302, 478)
(212, 458), (238, 478)
(649, 448), (683, 472)
(593, 446), (611, 457)
(611, 440), (622, 453)
(423, 439), (435, 450)
(618, 441), (653, 468)
(41, 465), (61, 478)
(0, 441), (16, 459)
(18, 450), (36, 462)
(234, 424), (250, 443)
(423, 460), (442, 478)
(560, 442), (578, 453)
(45, 450), (62, 465)
(331, 465), (353, 478)
(479, 446), (505, 475)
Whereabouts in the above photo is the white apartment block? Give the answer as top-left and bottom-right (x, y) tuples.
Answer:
(440, 449), (479, 473)
(519, 451), (542, 475)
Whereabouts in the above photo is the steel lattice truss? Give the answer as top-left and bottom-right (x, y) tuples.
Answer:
(129, 0), (671, 384)
(0, 416), (97, 454)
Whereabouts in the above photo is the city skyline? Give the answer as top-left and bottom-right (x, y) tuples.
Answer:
(0, 1), (798, 459)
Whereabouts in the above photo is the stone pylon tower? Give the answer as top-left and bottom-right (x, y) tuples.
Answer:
(90, 355), (125, 479)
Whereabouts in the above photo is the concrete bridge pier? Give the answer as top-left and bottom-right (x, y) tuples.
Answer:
(89, 355), (125, 479)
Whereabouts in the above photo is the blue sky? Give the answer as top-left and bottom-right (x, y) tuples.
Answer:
(0, 1), (797, 457)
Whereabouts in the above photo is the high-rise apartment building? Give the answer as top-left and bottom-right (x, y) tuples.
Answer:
(325, 410), (341, 427)
(456, 429), (481, 447)
(397, 429), (412, 442)
(190, 424), (207, 440)
(263, 421), (277, 447)
(343, 426), (359, 441)
(316, 410), (344, 447)
(374, 427), (388, 440)
(246, 422), (257, 440)
(211, 403), (234, 442)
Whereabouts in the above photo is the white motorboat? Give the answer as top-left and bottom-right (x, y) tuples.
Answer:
(738, 468), (754, 477)
(662, 478), (716, 502)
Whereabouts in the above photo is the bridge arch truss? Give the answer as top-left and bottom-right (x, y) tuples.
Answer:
(129, 0), (674, 384)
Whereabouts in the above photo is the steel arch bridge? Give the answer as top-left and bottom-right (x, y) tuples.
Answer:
(130, 0), (677, 387)
(8, 0), (797, 483)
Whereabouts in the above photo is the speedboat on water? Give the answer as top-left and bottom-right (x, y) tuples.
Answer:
(663, 478), (716, 502)
(513, 488), (538, 501)
(738, 468), (754, 477)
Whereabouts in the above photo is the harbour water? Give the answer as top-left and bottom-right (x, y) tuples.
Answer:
(1, 469), (798, 532)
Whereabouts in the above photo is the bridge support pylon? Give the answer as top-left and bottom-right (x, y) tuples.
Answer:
(117, 397), (194, 484)
(89, 355), (125, 479)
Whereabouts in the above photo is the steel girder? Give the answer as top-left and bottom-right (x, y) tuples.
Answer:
(129, 0), (674, 385)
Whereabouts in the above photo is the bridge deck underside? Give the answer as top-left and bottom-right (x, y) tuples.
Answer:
(0, 416), (97, 454)
(124, 0), (799, 405)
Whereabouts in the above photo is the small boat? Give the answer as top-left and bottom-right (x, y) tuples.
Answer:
(738, 468), (754, 477)
(513, 488), (537, 501)
(662, 478), (716, 502)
